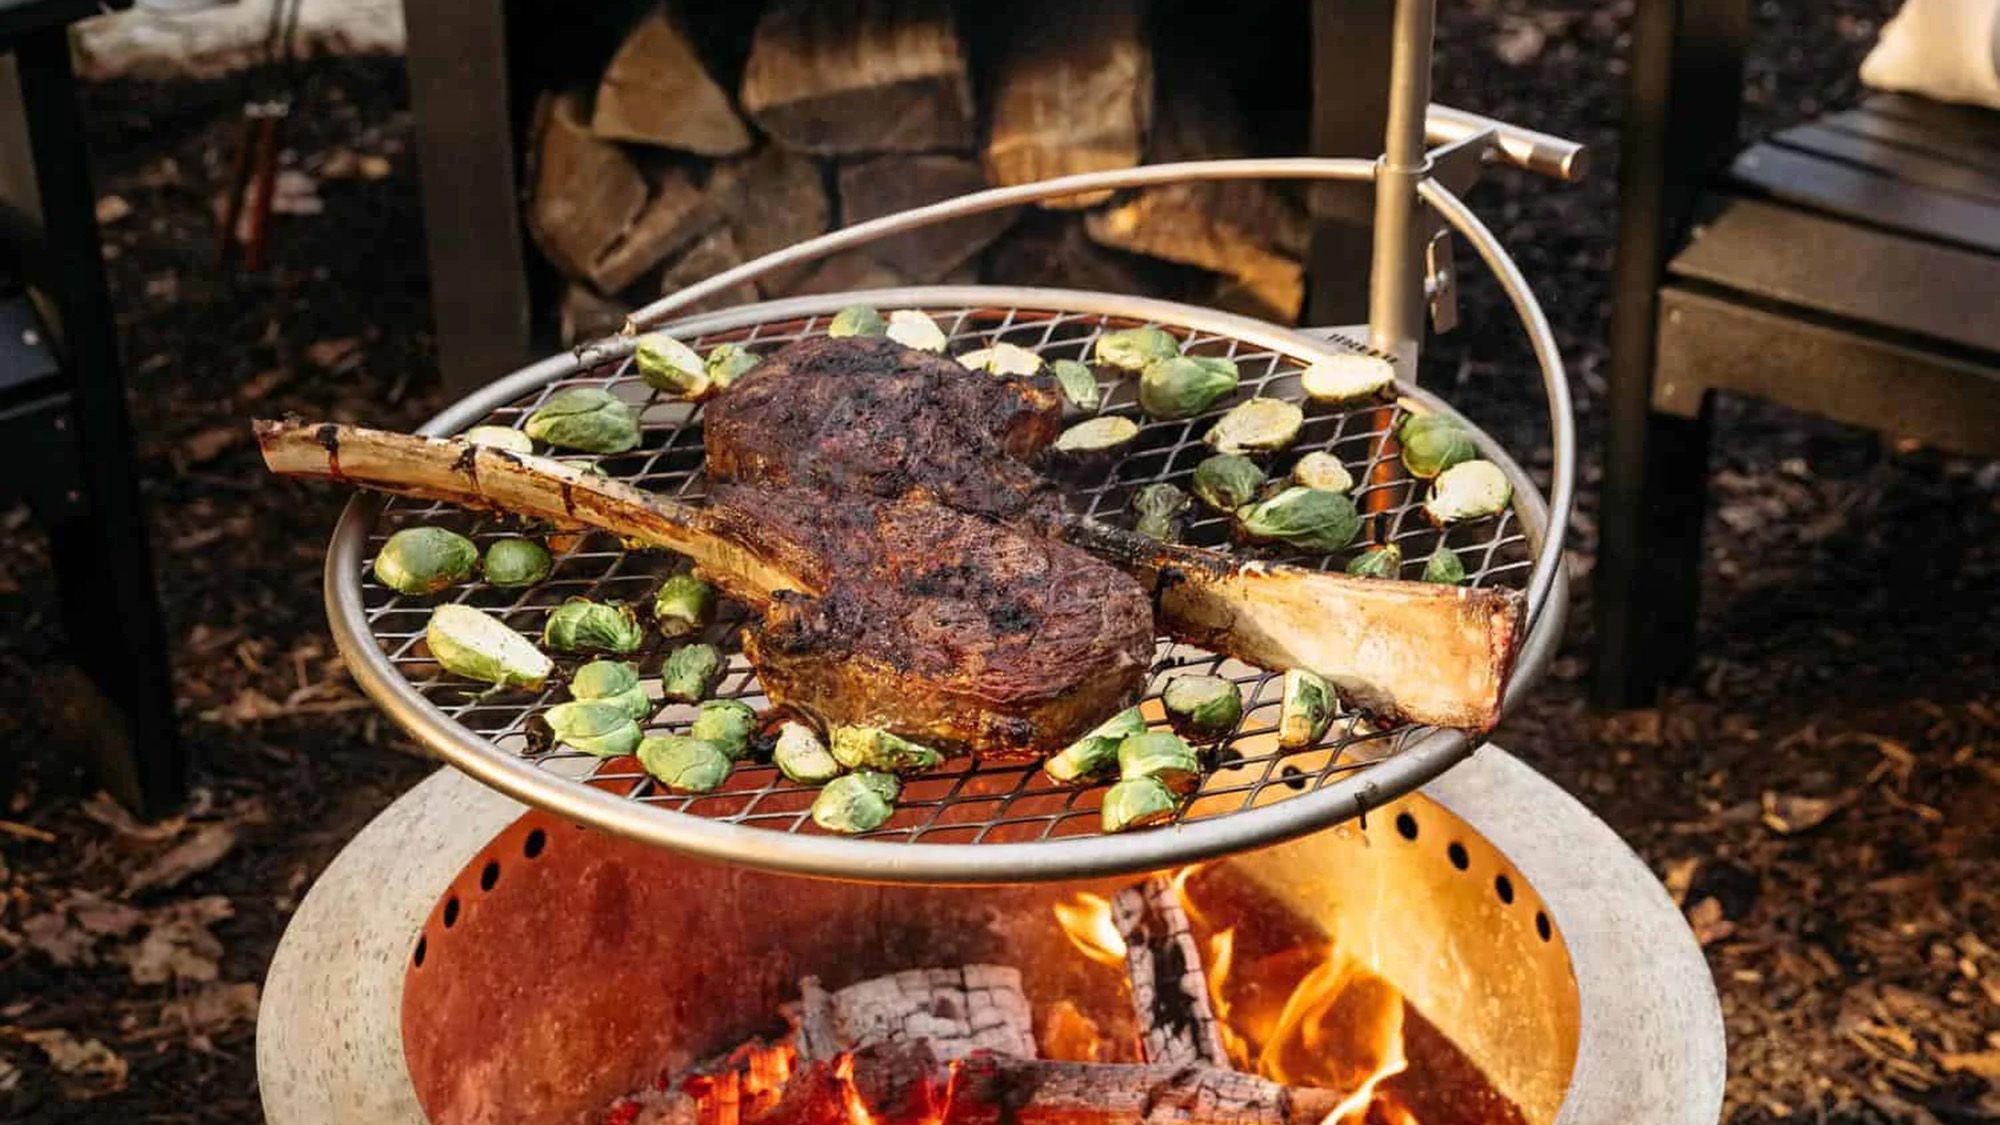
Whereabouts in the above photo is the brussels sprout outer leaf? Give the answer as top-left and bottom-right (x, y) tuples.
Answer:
(1160, 675), (1244, 739)
(1093, 326), (1181, 371)
(829, 305), (888, 338)
(1133, 482), (1191, 542)
(1049, 359), (1101, 410)
(773, 722), (842, 784)
(634, 334), (710, 397)
(1116, 730), (1202, 795)
(1192, 454), (1265, 512)
(1290, 451), (1354, 493)
(1139, 355), (1239, 419)
(523, 388), (641, 453)
(690, 699), (758, 759)
(1422, 546), (1468, 584)
(1052, 415), (1139, 453)
(661, 643), (723, 702)
(1423, 460), (1512, 525)
(463, 425), (534, 453)
(705, 343), (761, 389)
(374, 527), (478, 594)
(829, 726), (944, 774)
(482, 537), (552, 587)
(1278, 668), (1337, 748)
(653, 574), (717, 637)
(543, 597), (645, 653)
(426, 604), (553, 689)
(637, 735), (733, 792)
(885, 309), (948, 352)
(812, 773), (895, 833)
(1345, 543), (1403, 579)
(1101, 777), (1178, 833)
(1236, 487), (1363, 552)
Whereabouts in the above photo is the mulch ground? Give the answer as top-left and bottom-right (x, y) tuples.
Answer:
(1, 3), (1995, 1122)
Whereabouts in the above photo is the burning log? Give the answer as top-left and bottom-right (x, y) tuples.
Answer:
(797, 966), (1037, 1062)
(593, 4), (753, 156)
(739, 0), (975, 155)
(1113, 874), (1231, 1067)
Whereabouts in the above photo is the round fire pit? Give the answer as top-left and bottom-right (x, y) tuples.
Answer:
(258, 745), (1722, 1124)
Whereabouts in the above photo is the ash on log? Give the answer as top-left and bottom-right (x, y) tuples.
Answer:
(740, 0), (974, 155)
(836, 155), (1014, 282)
(1113, 873), (1231, 1067)
(593, 4), (753, 155)
(983, 0), (1152, 209)
(796, 965), (1037, 1061)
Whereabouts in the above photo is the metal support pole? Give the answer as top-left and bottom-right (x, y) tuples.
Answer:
(1367, 0), (1437, 370)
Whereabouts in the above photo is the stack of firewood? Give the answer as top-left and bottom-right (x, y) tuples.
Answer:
(526, 0), (1310, 344)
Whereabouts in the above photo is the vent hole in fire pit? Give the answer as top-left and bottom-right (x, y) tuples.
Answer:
(1495, 873), (1515, 904)
(443, 897), (460, 929)
(1536, 910), (1553, 942)
(1448, 841), (1470, 870)
(523, 829), (546, 859)
(412, 936), (426, 969)
(480, 861), (500, 892)
(1395, 811), (1419, 840)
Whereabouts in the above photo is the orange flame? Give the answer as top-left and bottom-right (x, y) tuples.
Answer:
(1206, 928), (1253, 1070)
(1052, 893), (1127, 967)
(832, 1053), (877, 1125)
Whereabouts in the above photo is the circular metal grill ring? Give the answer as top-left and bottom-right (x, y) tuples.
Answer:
(323, 286), (1568, 884)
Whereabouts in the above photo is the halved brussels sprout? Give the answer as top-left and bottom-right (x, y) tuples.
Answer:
(1044, 706), (1147, 785)
(958, 341), (1043, 376)
(463, 425), (533, 454)
(705, 343), (761, 390)
(537, 700), (643, 758)
(1052, 415), (1139, 454)
(1398, 415), (1477, 479)
(1191, 454), (1265, 512)
(373, 527), (477, 595)
(1161, 675), (1244, 740)
(1423, 460), (1512, 525)
(569, 659), (650, 722)
(425, 604), (553, 690)
(1290, 450), (1354, 493)
(690, 699), (757, 759)
(1300, 353), (1395, 404)
(1236, 487), (1362, 552)
(661, 643), (722, 702)
(1101, 776), (1177, 833)
(523, 388), (641, 454)
(829, 726), (944, 774)
(1423, 546), (1468, 585)
(1133, 482), (1191, 543)
(482, 537), (551, 588)
(1277, 668), (1337, 748)
(634, 333), (709, 398)
(637, 735), (733, 793)
(812, 772), (895, 834)
(774, 721), (841, 784)
(885, 309), (948, 352)
(653, 574), (716, 638)
(1139, 355), (1238, 419)
(1094, 326), (1181, 371)
(1049, 359), (1101, 410)
(1205, 397), (1305, 456)
(829, 305), (887, 338)
(543, 597), (645, 654)
(1117, 730), (1202, 795)
(1346, 543), (1402, 579)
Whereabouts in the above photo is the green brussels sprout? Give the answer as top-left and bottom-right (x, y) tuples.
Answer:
(543, 597), (645, 654)
(653, 574), (716, 637)
(1101, 776), (1177, 833)
(1052, 415), (1139, 454)
(373, 527), (477, 595)
(661, 643), (723, 702)
(634, 333), (709, 398)
(1133, 482), (1191, 543)
(1161, 675), (1244, 740)
(829, 726), (944, 775)
(425, 604), (553, 690)
(1290, 451), (1354, 493)
(1044, 706), (1147, 785)
(1192, 454), (1265, 512)
(1398, 415), (1477, 479)
(537, 700), (643, 758)
(523, 388), (641, 453)
(851, 769), (900, 803)
(1277, 668), (1336, 748)
(1423, 460), (1512, 525)
(1345, 543), (1403, 579)
(637, 735), (733, 793)
(773, 721), (841, 784)
(705, 343), (761, 390)
(690, 699), (757, 759)
(1236, 487), (1362, 552)
(1139, 355), (1238, 420)
(569, 659), (650, 722)
(482, 537), (552, 588)
(1205, 397), (1304, 455)
(1049, 359), (1101, 410)
(463, 425), (533, 453)
(811, 772), (895, 834)
(885, 309), (948, 352)
(1094, 326), (1181, 371)
(1301, 353), (1395, 404)
(829, 304), (887, 338)
(1422, 546), (1468, 585)
(958, 342), (1043, 376)
(1117, 730), (1202, 795)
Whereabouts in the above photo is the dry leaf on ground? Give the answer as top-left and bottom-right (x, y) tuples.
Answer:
(19, 1029), (127, 1097)
(158, 981), (260, 1038)
(125, 822), (239, 895)
(113, 896), (233, 986)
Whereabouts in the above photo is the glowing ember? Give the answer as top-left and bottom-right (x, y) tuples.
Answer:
(1052, 893), (1127, 967)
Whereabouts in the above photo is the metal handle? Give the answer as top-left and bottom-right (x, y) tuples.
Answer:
(1426, 104), (1590, 182)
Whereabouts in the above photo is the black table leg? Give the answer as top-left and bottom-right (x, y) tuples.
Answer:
(14, 25), (184, 814)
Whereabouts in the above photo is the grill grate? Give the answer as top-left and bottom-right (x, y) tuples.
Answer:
(352, 303), (1532, 845)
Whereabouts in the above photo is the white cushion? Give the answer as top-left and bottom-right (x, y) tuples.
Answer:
(1860, 0), (2000, 110)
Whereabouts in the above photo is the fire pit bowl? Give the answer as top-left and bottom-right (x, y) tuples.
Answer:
(258, 745), (1722, 1124)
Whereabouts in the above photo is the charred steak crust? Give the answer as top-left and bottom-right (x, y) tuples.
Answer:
(719, 485), (1152, 759)
(704, 335), (1067, 525)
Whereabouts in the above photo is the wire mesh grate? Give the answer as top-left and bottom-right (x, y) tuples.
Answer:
(352, 304), (1532, 844)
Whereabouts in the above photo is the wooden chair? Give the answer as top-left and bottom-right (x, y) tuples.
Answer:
(1593, 0), (2000, 707)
